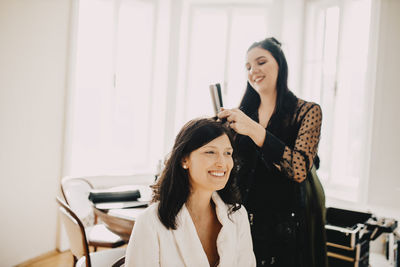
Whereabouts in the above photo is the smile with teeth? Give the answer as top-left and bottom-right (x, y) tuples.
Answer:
(254, 76), (264, 83)
(208, 171), (225, 177)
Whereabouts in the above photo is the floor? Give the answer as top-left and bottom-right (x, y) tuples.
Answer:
(16, 250), (74, 267)
(16, 246), (125, 267)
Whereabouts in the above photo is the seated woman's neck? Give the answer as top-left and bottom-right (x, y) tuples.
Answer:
(186, 190), (214, 218)
(186, 190), (221, 267)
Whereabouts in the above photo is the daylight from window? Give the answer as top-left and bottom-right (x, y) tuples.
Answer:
(67, 0), (374, 203)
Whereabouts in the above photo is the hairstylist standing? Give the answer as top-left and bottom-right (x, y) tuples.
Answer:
(218, 37), (328, 267)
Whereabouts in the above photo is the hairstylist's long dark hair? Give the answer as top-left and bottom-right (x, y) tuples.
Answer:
(240, 37), (297, 133)
(152, 118), (241, 229)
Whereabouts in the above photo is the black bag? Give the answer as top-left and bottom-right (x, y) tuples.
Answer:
(88, 189), (141, 203)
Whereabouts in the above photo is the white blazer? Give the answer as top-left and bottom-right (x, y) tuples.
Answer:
(125, 192), (256, 267)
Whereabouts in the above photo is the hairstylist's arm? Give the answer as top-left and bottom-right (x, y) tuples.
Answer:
(218, 108), (266, 147)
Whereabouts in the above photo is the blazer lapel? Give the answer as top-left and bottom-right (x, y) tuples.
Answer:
(172, 204), (210, 266)
(212, 192), (237, 267)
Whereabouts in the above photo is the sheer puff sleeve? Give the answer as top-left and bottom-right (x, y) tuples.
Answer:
(261, 102), (322, 183)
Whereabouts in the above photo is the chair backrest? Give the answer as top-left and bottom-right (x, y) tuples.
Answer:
(112, 256), (125, 267)
(61, 177), (95, 227)
(56, 196), (91, 267)
(76, 247), (126, 267)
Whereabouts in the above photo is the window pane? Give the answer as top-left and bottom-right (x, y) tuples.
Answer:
(69, 0), (156, 175)
(113, 0), (155, 170)
(303, 0), (372, 201)
(319, 6), (340, 181)
(330, 0), (371, 187)
(184, 7), (228, 121)
(226, 7), (268, 107)
(72, 0), (114, 175)
(182, 5), (269, 122)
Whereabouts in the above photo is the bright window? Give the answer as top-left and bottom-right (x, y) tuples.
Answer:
(67, 0), (160, 176)
(302, 0), (373, 201)
(174, 3), (270, 132)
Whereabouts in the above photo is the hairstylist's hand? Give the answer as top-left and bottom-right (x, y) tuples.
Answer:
(218, 108), (266, 147)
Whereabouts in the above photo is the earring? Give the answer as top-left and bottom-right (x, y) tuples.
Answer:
(183, 165), (188, 169)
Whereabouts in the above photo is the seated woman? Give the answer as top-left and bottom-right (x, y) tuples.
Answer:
(125, 118), (256, 267)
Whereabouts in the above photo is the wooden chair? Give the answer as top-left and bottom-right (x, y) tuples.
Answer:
(61, 177), (126, 250)
(75, 249), (126, 267)
(56, 196), (126, 267)
(111, 256), (125, 267)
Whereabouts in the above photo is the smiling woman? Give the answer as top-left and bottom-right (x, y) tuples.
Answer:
(182, 134), (234, 193)
(218, 37), (327, 267)
(125, 117), (256, 267)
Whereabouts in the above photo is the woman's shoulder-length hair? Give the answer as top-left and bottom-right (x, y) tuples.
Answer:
(151, 117), (242, 230)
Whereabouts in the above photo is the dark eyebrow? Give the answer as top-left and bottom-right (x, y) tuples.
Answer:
(203, 145), (233, 150)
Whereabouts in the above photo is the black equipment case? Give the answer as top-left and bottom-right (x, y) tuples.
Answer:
(325, 207), (398, 267)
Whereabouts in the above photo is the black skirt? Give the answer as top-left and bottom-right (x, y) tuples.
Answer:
(245, 167), (328, 267)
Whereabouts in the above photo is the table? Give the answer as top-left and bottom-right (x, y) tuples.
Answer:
(93, 205), (147, 241)
(90, 184), (152, 240)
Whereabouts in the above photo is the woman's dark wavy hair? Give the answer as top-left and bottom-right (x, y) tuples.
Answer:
(152, 118), (241, 230)
(240, 37), (297, 131)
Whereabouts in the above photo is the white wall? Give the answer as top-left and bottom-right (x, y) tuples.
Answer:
(0, 0), (71, 266)
(367, 0), (400, 210)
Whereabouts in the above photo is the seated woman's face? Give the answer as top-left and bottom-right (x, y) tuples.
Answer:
(183, 134), (234, 193)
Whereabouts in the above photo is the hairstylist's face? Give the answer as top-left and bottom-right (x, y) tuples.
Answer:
(183, 134), (233, 193)
(246, 46), (279, 94)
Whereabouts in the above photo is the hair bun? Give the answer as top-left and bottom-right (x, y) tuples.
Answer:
(270, 37), (282, 47)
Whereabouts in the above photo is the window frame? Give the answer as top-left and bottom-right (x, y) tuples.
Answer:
(64, 0), (166, 177)
(302, 0), (379, 204)
(172, 0), (273, 139)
